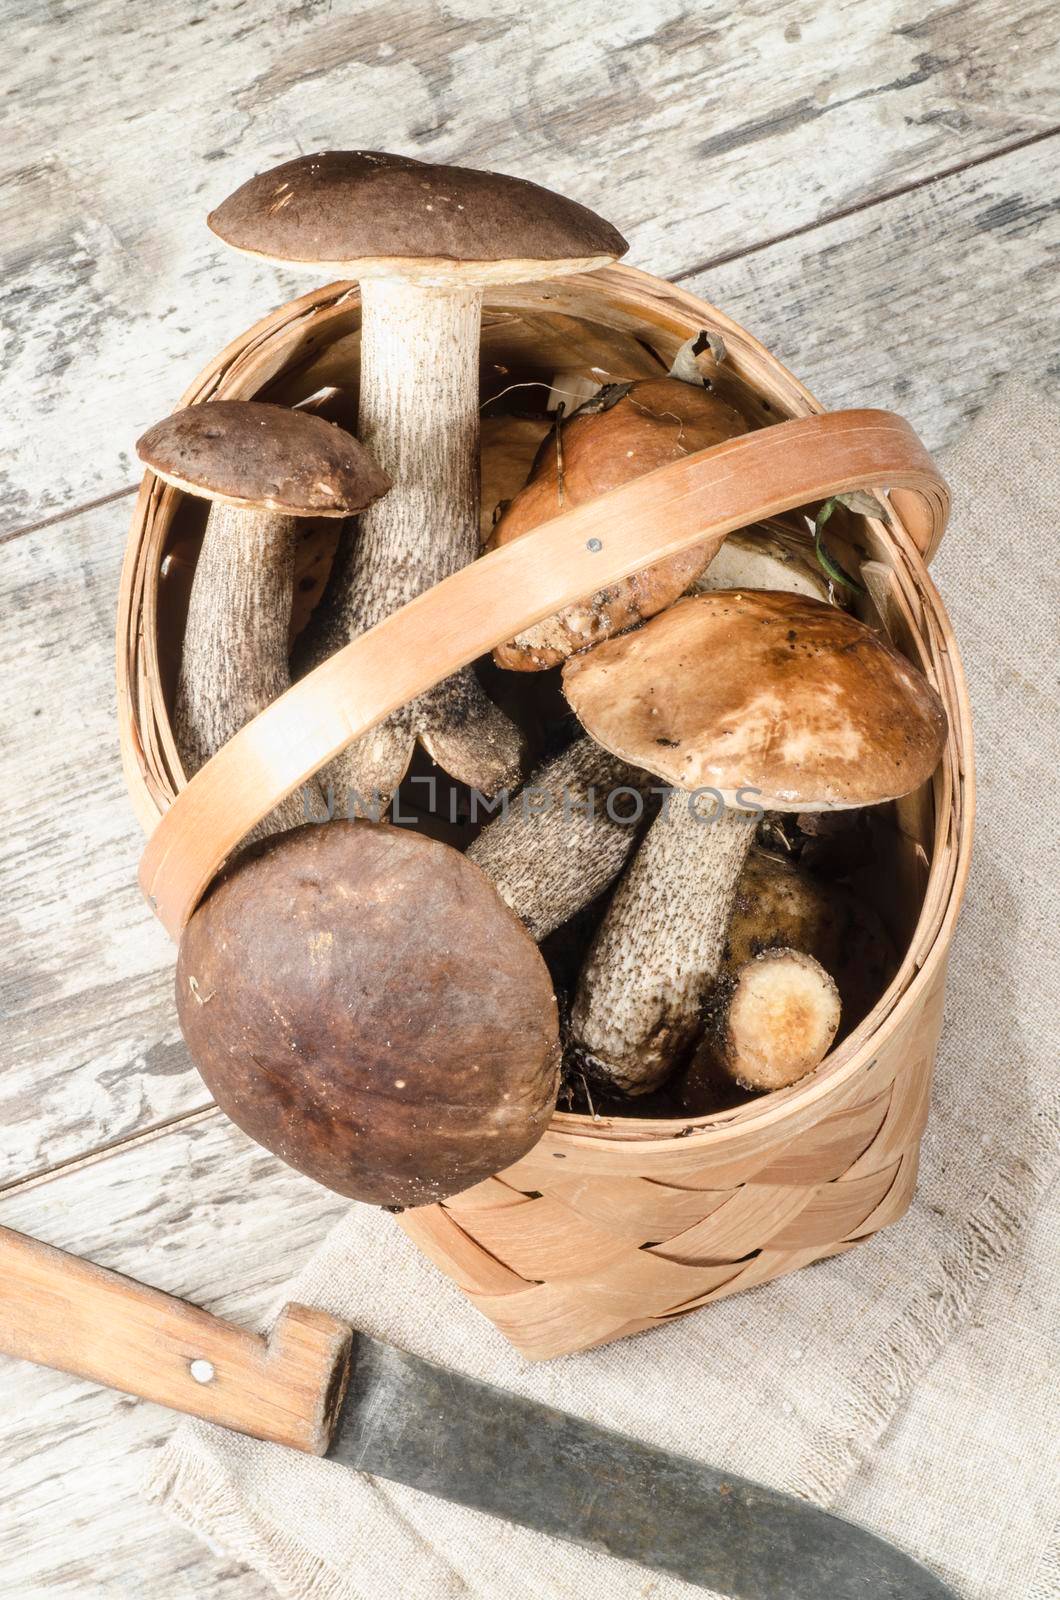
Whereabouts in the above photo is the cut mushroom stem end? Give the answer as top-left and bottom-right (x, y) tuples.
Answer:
(678, 949), (841, 1112)
(562, 590), (948, 1098)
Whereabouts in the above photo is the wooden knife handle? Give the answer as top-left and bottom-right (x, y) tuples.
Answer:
(0, 1225), (351, 1454)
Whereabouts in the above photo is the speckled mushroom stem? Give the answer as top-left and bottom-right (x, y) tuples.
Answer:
(175, 503), (321, 836)
(304, 279), (524, 805)
(571, 798), (757, 1096)
(467, 738), (657, 940)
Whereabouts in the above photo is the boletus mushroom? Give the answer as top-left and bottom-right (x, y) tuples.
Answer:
(562, 591), (948, 1095)
(678, 948), (842, 1109)
(175, 820), (561, 1207)
(696, 523), (841, 604)
(479, 413), (553, 543)
(489, 378), (750, 671)
(208, 150), (627, 803)
(136, 401), (390, 834)
(724, 847), (897, 1033)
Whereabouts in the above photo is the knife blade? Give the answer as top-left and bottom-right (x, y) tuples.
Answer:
(0, 1225), (956, 1599)
(334, 1333), (956, 1600)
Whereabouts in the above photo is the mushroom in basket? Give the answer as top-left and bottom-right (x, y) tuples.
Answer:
(488, 377), (751, 671)
(466, 736), (655, 941)
(208, 150), (628, 805)
(678, 948), (842, 1111)
(175, 821), (560, 1208)
(463, 374), (755, 933)
(561, 590), (948, 1096)
(722, 846), (898, 1034)
(136, 401), (390, 835)
(465, 521), (843, 944)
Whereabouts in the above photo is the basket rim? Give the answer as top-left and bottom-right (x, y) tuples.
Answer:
(115, 263), (974, 1156)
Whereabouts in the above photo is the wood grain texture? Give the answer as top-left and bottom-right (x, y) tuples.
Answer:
(0, 1), (1043, 1589)
(0, 1116), (347, 1598)
(0, 499), (193, 1186)
(1, 0), (1057, 533)
(698, 137), (1060, 450)
(0, 1226), (352, 1453)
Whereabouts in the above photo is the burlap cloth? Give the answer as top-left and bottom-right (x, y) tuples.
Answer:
(144, 382), (1060, 1599)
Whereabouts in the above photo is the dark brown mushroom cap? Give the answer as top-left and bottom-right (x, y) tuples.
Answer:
(175, 820), (560, 1207)
(562, 591), (948, 811)
(136, 401), (392, 516)
(208, 151), (628, 279)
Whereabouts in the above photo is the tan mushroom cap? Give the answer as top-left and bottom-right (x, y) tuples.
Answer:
(489, 380), (750, 670)
(207, 150), (628, 285)
(136, 401), (391, 516)
(562, 591), (948, 811)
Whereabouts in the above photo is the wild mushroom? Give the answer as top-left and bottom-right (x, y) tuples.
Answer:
(479, 413), (553, 542)
(562, 591), (948, 1095)
(696, 523), (843, 603)
(176, 820), (560, 1207)
(723, 847), (897, 1033)
(208, 150), (627, 803)
(678, 948), (841, 1110)
(488, 378), (750, 671)
(136, 401), (390, 834)
(466, 737), (657, 940)
(463, 527), (847, 949)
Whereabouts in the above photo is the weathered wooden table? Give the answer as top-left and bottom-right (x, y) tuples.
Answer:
(1, 3), (1057, 1593)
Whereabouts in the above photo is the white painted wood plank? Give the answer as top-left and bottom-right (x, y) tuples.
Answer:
(1, 0), (1056, 532)
(0, 1114), (348, 1598)
(0, 497), (193, 1185)
(693, 137), (1060, 451)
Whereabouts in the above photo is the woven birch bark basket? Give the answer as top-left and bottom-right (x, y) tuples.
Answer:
(117, 265), (973, 1362)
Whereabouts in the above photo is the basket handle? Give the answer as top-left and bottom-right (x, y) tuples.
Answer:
(140, 408), (948, 937)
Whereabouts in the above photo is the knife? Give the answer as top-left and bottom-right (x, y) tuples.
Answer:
(0, 1225), (955, 1599)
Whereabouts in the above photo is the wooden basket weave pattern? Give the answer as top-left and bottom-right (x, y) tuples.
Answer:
(402, 969), (945, 1360)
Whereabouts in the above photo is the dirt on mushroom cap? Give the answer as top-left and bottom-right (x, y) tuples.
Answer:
(207, 150), (629, 271)
(136, 401), (391, 516)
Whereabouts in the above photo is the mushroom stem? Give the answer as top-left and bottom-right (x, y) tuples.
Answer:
(571, 799), (756, 1096)
(679, 949), (841, 1107)
(175, 503), (319, 835)
(305, 278), (523, 804)
(467, 738), (656, 940)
